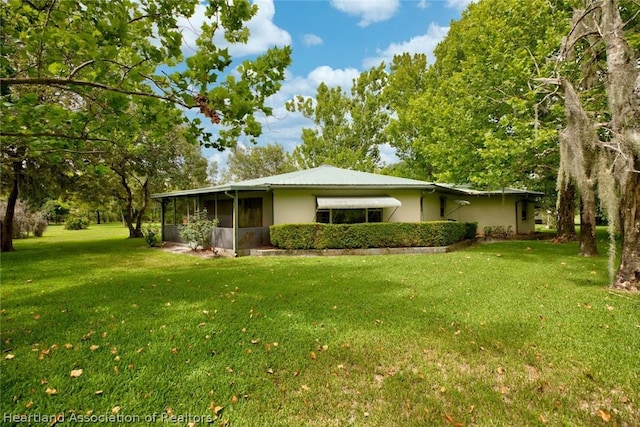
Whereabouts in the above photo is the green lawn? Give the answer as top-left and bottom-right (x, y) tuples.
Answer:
(1, 224), (638, 426)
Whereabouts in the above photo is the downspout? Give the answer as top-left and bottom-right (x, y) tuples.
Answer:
(225, 190), (239, 257)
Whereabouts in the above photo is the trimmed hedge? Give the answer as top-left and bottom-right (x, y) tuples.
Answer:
(270, 221), (477, 250)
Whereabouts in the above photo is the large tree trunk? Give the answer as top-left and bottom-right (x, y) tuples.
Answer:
(0, 161), (20, 252)
(600, 0), (640, 290)
(132, 179), (149, 238)
(114, 168), (144, 238)
(579, 194), (599, 257)
(556, 177), (577, 241)
(612, 169), (640, 290)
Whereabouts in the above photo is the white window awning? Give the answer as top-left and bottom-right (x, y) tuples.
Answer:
(316, 197), (402, 209)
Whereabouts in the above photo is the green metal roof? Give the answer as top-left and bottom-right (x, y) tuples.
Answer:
(434, 183), (544, 197)
(151, 165), (544, 199)
(152, 165), (435, 199)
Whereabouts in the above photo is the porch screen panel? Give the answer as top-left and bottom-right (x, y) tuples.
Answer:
(239, 198), (263, 228)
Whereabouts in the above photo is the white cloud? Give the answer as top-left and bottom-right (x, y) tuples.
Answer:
(177, 0), (291, 58)
(417, 0), (429, 9)
(362, 22), (449, 68)
(330, 0), (400, 27)
(231, 0), (291, 56)
(307, 66), (360, 89)
(446, 0), (476, 10)
(302, 34), (323, 47)
(379, 143), (399, 165)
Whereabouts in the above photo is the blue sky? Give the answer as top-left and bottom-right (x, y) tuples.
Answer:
(181, 0), (475, 172)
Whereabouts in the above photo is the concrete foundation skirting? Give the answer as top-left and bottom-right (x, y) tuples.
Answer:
(250, 240), (475, 257)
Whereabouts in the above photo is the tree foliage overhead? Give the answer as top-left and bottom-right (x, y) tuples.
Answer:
(221, 143), (297, 183)
(0, 0), (291, 148)
(391, 0), (572, 191)
(286, 64), (389, 172)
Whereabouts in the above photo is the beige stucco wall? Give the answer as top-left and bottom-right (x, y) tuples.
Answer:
(272, 189), (423, 224)
(422, 193), (535, 235)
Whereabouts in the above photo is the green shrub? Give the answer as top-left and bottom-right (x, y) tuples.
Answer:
(270, 221), (472, 250)
(65, 215), (90, 230)
(178, 209), (219, 250)
(483, 225), (512, 238)
(464, 222), (478, 239)
(142, 225), (161, 247)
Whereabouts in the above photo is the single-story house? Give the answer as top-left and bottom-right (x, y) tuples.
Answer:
(151, 165), (543, 255)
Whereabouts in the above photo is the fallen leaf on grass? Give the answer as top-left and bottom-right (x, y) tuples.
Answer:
(444, 413), (463, 426)
(209, 402), (224, 416)
(89, 345), (100, 352)
(25, 400), (34, 409)
(231, 396), (239, 404)
(5, 354), (15, 360)
(70, 369), (83, 378)
(111, 406), (121, 414)
(310, 351), (317, 360)
(596, 409), (611, 422)
(45, 387), (57, 395)
(64, 343), (74, 350)
(95, 390), (103, 395)
(171, 347), (179, 354)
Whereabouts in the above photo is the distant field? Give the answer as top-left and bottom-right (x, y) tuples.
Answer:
(1, 224), (638, 426)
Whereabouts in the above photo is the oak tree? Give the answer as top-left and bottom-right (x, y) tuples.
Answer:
(0, 0), (291, 250)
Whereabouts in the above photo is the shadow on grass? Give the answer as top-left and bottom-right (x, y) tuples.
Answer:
(5, 229), (637, 425)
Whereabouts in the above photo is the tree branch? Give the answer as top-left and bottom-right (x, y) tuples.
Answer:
(0, 77), (197, 108)
(0, 131), (112, 143)
(68, 60), (96, 79)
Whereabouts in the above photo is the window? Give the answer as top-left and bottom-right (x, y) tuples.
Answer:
(316, 210), (330, 224)
(521, 201), (528, 221)
(316, 208), (383, 224)
(440, 197), (446, 218)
